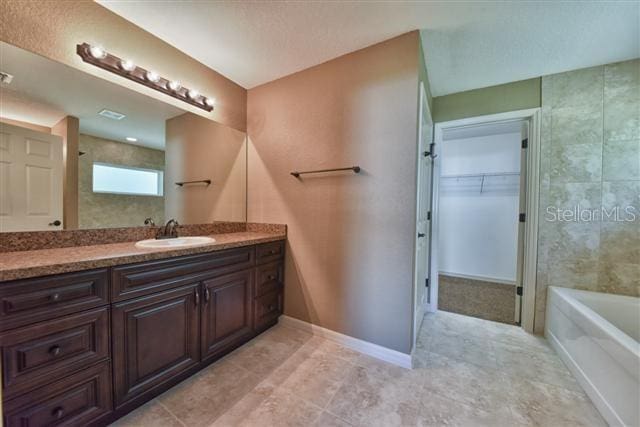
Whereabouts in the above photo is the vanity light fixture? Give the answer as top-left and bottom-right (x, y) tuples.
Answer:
(187, 89), (200, 100)
(146, 70), (161, 83)
(89, 45), (107, 59)
(167, 80), (182, 91)
(76, 43), (214, 112)
(120, 59), (136, 72)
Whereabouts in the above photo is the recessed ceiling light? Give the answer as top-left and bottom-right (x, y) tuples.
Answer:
(98, 109), (126, 120)
(126, 137), (138, 142)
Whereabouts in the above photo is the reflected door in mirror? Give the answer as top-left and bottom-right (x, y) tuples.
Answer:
(0, 123), (63, 232)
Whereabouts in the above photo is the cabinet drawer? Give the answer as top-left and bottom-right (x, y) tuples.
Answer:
(112, 247), (255, 301)
(254, 290), (283, 331)
(0, 269), (109, 331)
(1, 307), (110, 399)
(255, 261), (283, 297)
(3, 361), (112, 427)
(256, 241), (284, 265)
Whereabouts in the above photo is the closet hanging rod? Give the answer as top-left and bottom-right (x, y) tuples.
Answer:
(175, 179), (212, 187)
(440, 171), (519, 179)
(291, 166), (361, 178)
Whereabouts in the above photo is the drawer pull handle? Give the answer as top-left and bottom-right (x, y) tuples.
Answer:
(194, 289), (200, 306)
(49, 345), (61, 356)
(204, 288), (210, 303)
(269, 250), (277, 255)
(268, 304), (276, 311)
(52, 406), (64, 419)
(267, 275), (275, 281)
(50, 293), (61, 301)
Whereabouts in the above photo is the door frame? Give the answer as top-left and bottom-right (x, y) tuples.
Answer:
(430, 108), (541, 333)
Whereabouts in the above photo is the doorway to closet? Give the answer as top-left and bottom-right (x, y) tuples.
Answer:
(428, 109), (540, 328)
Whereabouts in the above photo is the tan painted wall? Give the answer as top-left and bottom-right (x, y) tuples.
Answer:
(78, 134), (165, 229)
(165, 113), (247, 224)
(0, 0), (247, 132)
(247, 32), (422, 354)
(534, 59), (640, 333)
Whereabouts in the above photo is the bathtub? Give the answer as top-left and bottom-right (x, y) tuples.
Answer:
(546, 286), (640, 427)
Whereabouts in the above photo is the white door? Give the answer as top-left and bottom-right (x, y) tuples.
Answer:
(413, 83), (433, 346)
(0, 122), (63, 231)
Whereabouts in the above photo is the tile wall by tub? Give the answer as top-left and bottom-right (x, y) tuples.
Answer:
(535, 59), (640, 333)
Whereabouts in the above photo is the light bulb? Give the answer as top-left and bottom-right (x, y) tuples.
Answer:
(120, 59), (136, 72)
(146, 70), (160, 83)
(187, 89), (200, 100)
(89, 45), (107, 59)
(167, 80), (182, 91)
(204, 97), (216, 107)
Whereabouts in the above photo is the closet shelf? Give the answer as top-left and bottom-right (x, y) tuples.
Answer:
(440, 172), (519, 179)
(440, 172), (520, 194)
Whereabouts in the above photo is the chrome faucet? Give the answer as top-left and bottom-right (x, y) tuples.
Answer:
(156, 219), (180, 239)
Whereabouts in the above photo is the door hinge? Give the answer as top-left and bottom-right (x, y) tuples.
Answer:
(425, 278), (429, 288)
(521, 138), (528, 149)
(519, 213), (526, 223)
(516, 286), (523, 296)
(424, 142), (437, 159)
(427, 211), (432, 221)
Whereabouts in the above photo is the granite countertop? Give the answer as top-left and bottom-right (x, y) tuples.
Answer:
(0, 231), (286, 282)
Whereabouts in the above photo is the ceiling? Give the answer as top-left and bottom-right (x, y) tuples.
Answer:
(97, 1), (639, 95)
(0, 42), (185, 150)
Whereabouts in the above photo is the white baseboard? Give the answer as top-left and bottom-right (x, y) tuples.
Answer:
(546, 329), (622, 427)
(278, 315), (412, 369)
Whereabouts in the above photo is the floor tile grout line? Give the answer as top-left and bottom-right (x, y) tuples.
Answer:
(156, 399), (187, 427)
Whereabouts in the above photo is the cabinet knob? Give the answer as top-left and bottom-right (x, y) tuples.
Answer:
(267, 275), (275, 281)
(50, 293), (60, 302)
(204, 288), (210, 303)
(49, 345), (61, 356)
(268, 304), (276, 311)
(194, 289), (200, 306)
(52, 406), (64, 419)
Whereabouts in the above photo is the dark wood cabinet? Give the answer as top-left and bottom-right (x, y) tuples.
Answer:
(1, 307), (110, 399)
(1, 240), (285, 426)
(201, 270), (253, 361)
(112, 283), (200, 407)
(0, 269), (109, 332)
(111, 247), (254, 302)
(255, 289), (283, 331)
(3, 361), (113, 427)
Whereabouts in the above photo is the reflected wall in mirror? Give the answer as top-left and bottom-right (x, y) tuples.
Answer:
(0, 41), (247, 232)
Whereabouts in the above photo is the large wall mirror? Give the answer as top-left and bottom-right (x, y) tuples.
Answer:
(0, 42), (247, 232)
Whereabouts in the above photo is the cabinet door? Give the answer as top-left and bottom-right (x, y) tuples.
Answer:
(112, 283), (200, 407)
(201, 270), (253, 361)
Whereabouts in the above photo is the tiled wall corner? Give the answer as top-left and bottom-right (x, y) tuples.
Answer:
(534, 59), (640, 333)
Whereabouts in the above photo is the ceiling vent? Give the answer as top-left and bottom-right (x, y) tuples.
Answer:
(98, 109), (126, 120)
(0, 72), (14, 84)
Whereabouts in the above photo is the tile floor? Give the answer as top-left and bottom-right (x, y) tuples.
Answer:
(112, 311), (606, 426)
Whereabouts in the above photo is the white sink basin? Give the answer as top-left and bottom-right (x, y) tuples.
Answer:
(135, 236), (216, 249)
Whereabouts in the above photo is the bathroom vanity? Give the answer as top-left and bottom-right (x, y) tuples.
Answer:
(0, 237), (285, 426)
